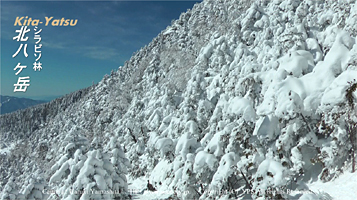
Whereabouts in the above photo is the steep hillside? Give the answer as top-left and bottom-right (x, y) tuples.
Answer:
(1, 0), (357, 199)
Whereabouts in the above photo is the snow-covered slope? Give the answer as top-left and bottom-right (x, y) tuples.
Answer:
(306, 169), (357, 200)
(1, 0), (357, 199)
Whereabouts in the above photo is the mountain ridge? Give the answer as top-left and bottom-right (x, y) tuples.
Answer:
(0, 95), (47, 115)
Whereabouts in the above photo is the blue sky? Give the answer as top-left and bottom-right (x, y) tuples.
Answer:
(1, 0), (201, 100)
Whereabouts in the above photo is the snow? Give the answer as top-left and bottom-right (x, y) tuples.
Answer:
(225, 96), (256, 122)
(127, 176), (175, 200)
(204, 130), (224, 157)
(254, 159), (289, 190)
(65, 143), (75, 152)
(194, 150), (218, 172)
(155, 137), (174, 157)
(253, 115), (280, 141)
(94, 174), (107, 190)
(211, 152), (238, 189)
(149, 159), (173, 191)
(278, 50), (312, 77)
(163, 28), (175, 36)
(305, 38), (323, 62)
(291, 147), (304, 173)
(0, 142), (15, 155)
(320, 69), (357, 108)
(148, 109), (162, 130)
(198, 43), (214, 64)
(306, 171), (357, 200)
(49, 162), (69, 184)
(175, 132), (198, 160)
(258, 27), (356, 117)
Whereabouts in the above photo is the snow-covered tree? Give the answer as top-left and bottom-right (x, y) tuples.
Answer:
(0, 176), (19, 200)
(19, 175), (46, 200)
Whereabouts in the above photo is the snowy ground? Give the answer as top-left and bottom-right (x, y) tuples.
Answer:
(307, 170), (357, 200)
(127, 170), (357, 200)
(128, 177), (174, 200)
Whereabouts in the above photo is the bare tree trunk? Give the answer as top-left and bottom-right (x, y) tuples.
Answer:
(127, 128), (137, 143)
(353, 149), (355, 173)
(347, 121), (356, 173)
(346, 82), (357, 172)
(240, 170), (251, 189)
(351, 124), (356, 173)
